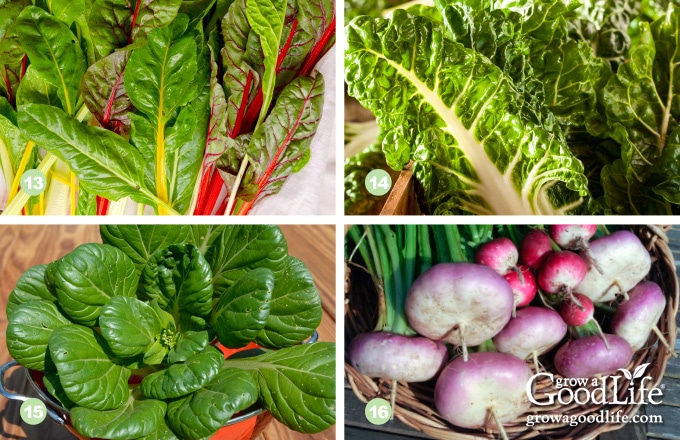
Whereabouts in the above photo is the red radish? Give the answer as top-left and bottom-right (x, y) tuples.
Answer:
(575, 230), (651, 302)
(475, 237), (518, 276)
(405, 263), (514, 361)
(434, 352), (531, 439)
(554, 334), (633, 378)
(348, 332), (447, 382)
(611, 281), (669, 351)
(504, 265), (536, 313)
(493, 307), (567, 362)
(519, 229), (552, 270)
(550, 225), (603, 274)
(537, 251), (587, 309)
(560, 293), (594, 327)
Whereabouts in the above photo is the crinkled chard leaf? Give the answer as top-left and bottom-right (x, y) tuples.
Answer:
(48, 243), (137, 326)
(6, 264), (55, 318)
(0, 0), (29, 105)
(244, 74), (325, 208)
(166, 368), (258, 440)
(15, 66), (60, 108)
(203, 44), (234, 166)
(141, 243), (213, 332)
(41, 0), (87, 27)
(18, 103), (173, 211)
(49, 325), (130, 410)
(345, 10), (590, 215)
(88, 0), (182, 58)
(100, 225), (194, 275)
(255, 256), (321, 348)
(15, 6), (86, 115)
(81, 51), (133, 136)
(167, 330), (210, 364)
(71, 392), (167, 440)
(100, 297), (164, 358)
(204, 224), (288, 295)
(6, 300), (71, 371)
(141, 346), (223, 399)
(211, 267), (274, 348)
(228, 342), (335, 433)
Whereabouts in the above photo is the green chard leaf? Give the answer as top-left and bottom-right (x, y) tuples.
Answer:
(99, 296), (165, 358)
(202, 45), (235, 167)
(140, 243), (213, 332)
(15, 65), (60, 107)
(255, 256), (321, 348)
(227, 342), (335, 433)
(6, 264), (55, 317)
(15, 6), (86, 115)
(49, 325), (131, 410)
(48, 243), (137, 326)
(211, 267), (275, 348)
(0, 0), (28, 106)
(0, 113), (28, 197)
(166, 368), (258, 440)
(6, 300), (71, 371)
(88, 0), (183, 58)
(345, 10), (590, 215)
(71, 391), (167, 440)
(42, 0), (87, 27)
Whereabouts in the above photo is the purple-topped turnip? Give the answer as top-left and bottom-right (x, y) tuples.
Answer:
(612, 281), (670, 351)
(575, 230), (651, 302)
(554, 334), (633, 378)
(434, 352), (532, 439)
(406, 263), (514, 361)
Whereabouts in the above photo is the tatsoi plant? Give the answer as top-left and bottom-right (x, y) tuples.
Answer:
(0, 0), (334, 215)
(344, 0), (680, 215)
(6, 225), (335, 440)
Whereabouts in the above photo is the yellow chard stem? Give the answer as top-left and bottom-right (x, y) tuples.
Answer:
(3, 153), (57, 216)
(7, 141), (35, 203)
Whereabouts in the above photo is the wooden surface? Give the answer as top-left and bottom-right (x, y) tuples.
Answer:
(345, 225), (680, 440)
(0, 224), (336, 440)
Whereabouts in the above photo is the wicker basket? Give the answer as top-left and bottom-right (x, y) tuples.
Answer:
(345, 225), (679, 440)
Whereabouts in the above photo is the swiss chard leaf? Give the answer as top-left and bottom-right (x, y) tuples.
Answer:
(140, 243), (213, 332)
(15, 65), (60, 107)
(211, 267), (274, 348)
(165, 368), (258, 440)
(99, 296), (164, 358)
(6, 300), (71, 371)
(6, 264), (55, 318)
(346, 10), (590, 215)
(228, 342), (335, 433)
(71, 392), (167, 439)
(255, 256), (321, 348)
(48, 243), (137, 326)
(15, 6), (86, 115)
(49, 325), (131, 411)
(140, 346), (223, 399)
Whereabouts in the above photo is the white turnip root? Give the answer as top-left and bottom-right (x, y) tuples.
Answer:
(554, 334), (633, 378)
(519, 229), (552, 270)
(550, 224), (603, 274)
(575, 230), (651, 302)
(348, 332), (448, 382)
(493, 307), (567, 363)
(475, 237), (518, 275)
(504, 265), (537, 315)
(405, 263), (514, 361)
(611, 281), (668, 351)
(434, 352), (532, 439)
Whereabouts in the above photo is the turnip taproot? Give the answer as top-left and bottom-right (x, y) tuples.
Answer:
(611, 281), (669, 351)
(434, 352), (532, 439)
(575, 230), (651, 302)
(493, 307), (567, 362)
(405, 263), (514, 361)
(475, 237), (518, 275)
(554, 334), (633, 378)
(348, 332), (447, 382)
(519, 229), (552, 270)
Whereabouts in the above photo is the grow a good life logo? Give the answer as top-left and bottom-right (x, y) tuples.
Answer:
(525, 363), (664, 407)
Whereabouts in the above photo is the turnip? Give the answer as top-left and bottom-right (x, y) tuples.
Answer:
(537, 250), (587, 308)
(348, 332), (447, 382)
(554, 334), (633, 378)
(549, 225), (604, 274)
(405, 263), (514, 361)
(519, 229), (553, 270)
(493, 307), (567, 369)
(575, 230), (651, 302)
(475, 237), (518, 275)
(504, 265), (537, 316)
(560, 292), (609, 348)
(434, 352), (532, 440)
(611, 281), (670, 352)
